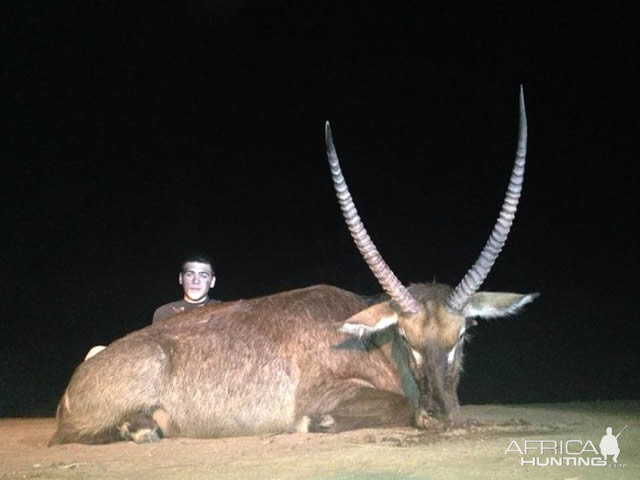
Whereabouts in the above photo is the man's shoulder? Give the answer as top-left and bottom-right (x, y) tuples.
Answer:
(155, 299), (190, 312)
(153, 300), (190, 324)
(152, 298), (222, 324)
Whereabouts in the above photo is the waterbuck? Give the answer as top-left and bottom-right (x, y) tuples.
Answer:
(49, 88), (537, 445)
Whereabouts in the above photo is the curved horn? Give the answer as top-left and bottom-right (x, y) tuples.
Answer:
(445, 86), (528, 313)
(325, 122), (422, 315)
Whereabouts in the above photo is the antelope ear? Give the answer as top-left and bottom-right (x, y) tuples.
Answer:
(463, 291), (540, 319)
(339, 302), (398, 338)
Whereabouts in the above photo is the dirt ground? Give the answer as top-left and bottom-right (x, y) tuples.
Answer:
(1, 401), (637, 480)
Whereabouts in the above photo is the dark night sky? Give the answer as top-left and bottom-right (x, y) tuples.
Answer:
(3, 2), (638, 416)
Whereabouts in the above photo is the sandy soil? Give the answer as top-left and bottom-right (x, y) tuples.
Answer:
(1, 401), (638, 479)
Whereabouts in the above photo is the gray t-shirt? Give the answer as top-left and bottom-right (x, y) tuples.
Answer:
(152, 298), (220, 324)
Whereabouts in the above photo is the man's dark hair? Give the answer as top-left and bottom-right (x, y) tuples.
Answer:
(181, 253), (215, 275)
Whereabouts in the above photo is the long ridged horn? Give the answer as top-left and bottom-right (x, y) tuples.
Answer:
(445, 86), (528, 313)
(325, 122), (422, 315)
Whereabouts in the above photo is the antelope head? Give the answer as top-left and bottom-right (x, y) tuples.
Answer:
(326, 87), (538, 428)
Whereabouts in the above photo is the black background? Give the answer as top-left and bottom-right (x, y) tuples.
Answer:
(3, 1), (638, 416)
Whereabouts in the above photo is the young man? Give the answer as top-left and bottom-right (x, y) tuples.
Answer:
(152, 255), (221, 324)
(84, 255), (221, 360)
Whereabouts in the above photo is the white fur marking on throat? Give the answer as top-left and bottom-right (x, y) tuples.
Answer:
(411, 348), (424, 366)
(447, 326), (466, 365)
(447, 344), (457, 365)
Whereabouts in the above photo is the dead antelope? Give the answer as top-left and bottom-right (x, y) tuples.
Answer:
(49, 87), (536, 445)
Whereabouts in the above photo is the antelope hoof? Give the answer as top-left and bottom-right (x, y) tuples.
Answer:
(414, 408), (445, 431)
(130, 427), (161, 443)
(308, 414), (336, 433)
(118, 413), (163, 443)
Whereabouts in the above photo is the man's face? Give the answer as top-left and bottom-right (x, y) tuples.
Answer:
(179, 261), (215, 303)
